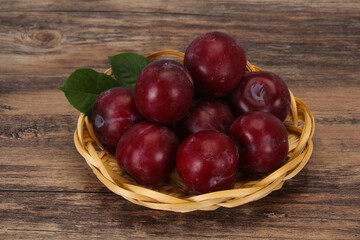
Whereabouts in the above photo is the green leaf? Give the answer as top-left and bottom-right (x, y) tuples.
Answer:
(109, 53), (150, 87)
(58, 68), (120, 116)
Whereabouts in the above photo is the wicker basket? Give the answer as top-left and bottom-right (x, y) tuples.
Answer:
(74, 50), (315, 212)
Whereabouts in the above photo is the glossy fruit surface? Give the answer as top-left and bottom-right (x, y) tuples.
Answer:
(229, 112), (289, 173)
(91, 87), (142, 151)
(229, 71), (290, 121)
(176, 130), (239, 193)
(175, 99), (235, 139)
(184, 31), (246, 98)
(116, 121), (179, 185)
(135, 60), (194, 124)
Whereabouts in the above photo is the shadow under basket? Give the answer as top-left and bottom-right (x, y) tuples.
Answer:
(74, 50), (315, 212)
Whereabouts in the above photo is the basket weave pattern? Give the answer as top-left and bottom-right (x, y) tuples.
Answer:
(74, 50), (315, 212)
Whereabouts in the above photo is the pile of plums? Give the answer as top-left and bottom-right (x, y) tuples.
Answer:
(91, 32), (291, 194)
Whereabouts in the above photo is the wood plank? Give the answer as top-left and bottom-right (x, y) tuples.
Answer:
(0, 87), (359, 117)
(0, 191), (358, 239)
(1, 0), (360, 13)
(0, 2), (359, 90)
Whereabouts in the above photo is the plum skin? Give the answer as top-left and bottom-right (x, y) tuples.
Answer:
(175, 99), (235, 140)
(184, 31), (247, 98)
(229, 71), (291, 121)
(229, 112), (289, 173)
(135, 59), (194, 125)
(116, 121), (179, 186)
(176, 130), (239, 194)
(91, 87), (142, 151)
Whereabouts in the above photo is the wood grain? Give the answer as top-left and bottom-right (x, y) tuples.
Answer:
(0, 0), (359, 239)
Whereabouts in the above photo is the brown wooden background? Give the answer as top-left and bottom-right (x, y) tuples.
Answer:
(1, 0), (359, 239)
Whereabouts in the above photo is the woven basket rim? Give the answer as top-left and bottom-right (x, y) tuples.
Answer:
(74, 50), (315, 212)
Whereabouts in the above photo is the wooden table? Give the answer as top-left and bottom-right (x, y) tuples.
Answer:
(1, 1), (359, 239)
